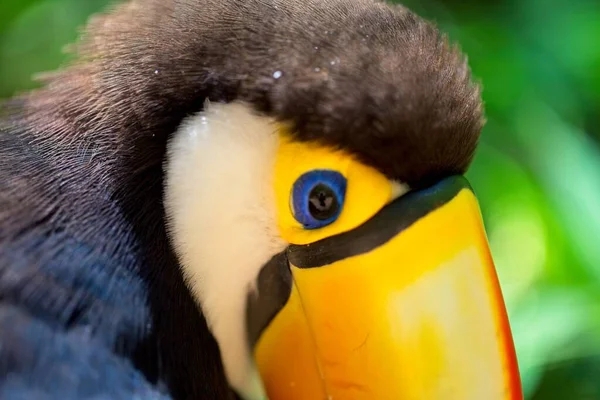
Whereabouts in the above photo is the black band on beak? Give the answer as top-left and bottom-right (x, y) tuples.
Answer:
(246, 176), (470, 350)
(287, 176), (469, 269)
(246, 251), (292, 349)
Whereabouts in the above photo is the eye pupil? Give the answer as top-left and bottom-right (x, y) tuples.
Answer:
(308, 183), (339, 221)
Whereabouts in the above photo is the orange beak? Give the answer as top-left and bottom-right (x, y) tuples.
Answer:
(248, 176), (522, 400)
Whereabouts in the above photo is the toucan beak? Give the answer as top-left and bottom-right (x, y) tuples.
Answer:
(248, 176), (522, 400)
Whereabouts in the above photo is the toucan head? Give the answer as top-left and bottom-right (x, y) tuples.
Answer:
(149, 1), (523, 399)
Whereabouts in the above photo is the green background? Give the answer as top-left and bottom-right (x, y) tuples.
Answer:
(1, 0), (599, 398)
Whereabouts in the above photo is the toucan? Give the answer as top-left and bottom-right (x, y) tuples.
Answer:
(0, 0), (523, 399)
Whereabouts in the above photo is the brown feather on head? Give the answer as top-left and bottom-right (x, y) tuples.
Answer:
(23, 0), (483, 188)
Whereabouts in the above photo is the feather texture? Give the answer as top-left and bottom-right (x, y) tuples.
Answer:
(0, 0), (483, 398)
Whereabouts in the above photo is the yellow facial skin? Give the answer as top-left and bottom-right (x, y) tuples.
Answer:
(274, 132), (396, 245)
(254, 132), (522, 400)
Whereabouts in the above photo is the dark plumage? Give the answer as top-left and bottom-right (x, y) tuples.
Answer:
(0, 0), (483, 399)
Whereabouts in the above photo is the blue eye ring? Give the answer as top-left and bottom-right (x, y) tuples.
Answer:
(291, 169), (347, 230)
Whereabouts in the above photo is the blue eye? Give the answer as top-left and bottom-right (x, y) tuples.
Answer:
(291, 170), (347, 230)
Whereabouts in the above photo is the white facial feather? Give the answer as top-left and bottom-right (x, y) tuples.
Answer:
(164, 102), (285, 400)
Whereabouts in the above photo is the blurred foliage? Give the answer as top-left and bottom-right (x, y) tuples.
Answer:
(1, 0), (599, 398)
